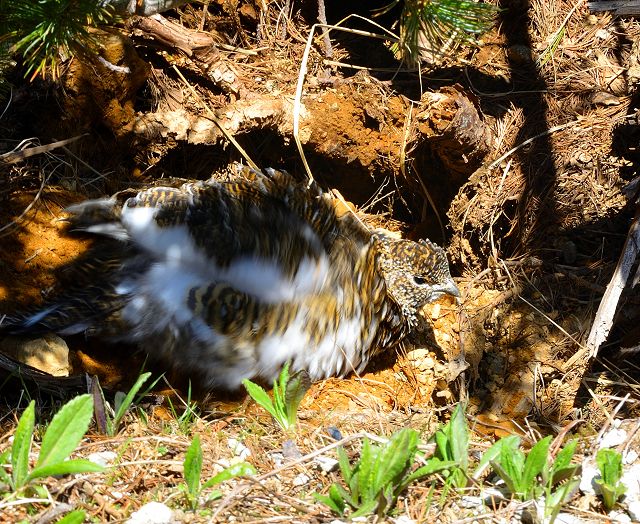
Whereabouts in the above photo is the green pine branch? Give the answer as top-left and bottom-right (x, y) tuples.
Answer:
(380, 0), (499, 65)
(0, 0), (115, 81)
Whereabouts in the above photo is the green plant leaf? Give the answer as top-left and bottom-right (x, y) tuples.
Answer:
(34, 394), (93, 473)
(202, 461), (256, 489)
(242, 379), (278, 420)
(284, 368), (311, 428)
(473, 435), (520, 480)
(184, 435), (203, 502)
(111, 372), (151, 434)
(553, 440), (577, 474)
(55, 509), (86, 524)
(546, 476), (580, 519)
(492, 444), (525, 496)
(337, 446), (353, 485)
(596, 448), (623, 485)
(314, 489), (345, 516)
(522, 436), (551, 498)
(350, 498), (379, 519)
(0, 449), (11, 485)
(357, 438), (376, 502)
(448, 405), (469, 464)
(551, 440), (580, 485)
(403, 458), (458, 487)
(372, 429), (417, 495)
(595, 448), (627, 511)
(28, 458), (104, 480)
(11, 400), (35, 489)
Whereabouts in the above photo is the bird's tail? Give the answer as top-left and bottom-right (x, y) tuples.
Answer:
(0, 284), (126, 337)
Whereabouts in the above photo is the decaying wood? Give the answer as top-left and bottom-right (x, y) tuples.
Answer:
(0, 351), (89, 398)
(586, 209), (640, 358)
(415, 85), (493, 181)
(589, 1), (640, 15)
(133, 14), (243, 95)
(132, 95), (297, 144)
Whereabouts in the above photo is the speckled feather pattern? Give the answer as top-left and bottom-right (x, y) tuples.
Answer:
(2, 166), (458, 388)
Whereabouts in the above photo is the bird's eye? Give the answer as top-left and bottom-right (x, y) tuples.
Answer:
(413, 276), (427, 285)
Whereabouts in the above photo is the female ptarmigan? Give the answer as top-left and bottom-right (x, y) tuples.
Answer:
(1, 166), (459, 388)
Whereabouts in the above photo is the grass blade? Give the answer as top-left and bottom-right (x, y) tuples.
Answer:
(184, 435), (203, 501)
(112, 372), (151, 432)
(11, 400), (35, 489)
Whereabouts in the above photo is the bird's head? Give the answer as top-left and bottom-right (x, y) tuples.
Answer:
(374, 234), (459, 323)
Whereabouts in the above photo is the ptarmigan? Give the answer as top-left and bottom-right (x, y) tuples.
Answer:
(1, 166), (459, 388)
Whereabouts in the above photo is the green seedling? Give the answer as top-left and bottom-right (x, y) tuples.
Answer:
(182, 434), (256, 510)
(242, 361), (311, 433)
(92, 371), (157, 436)
(314, 428), (455, 519)
(491, 436), (580, 522)
(595, 448), (626, 511)
(1, 395), (104, 497)
(167, 380), (200, 435)
(433, 403), (470, 489)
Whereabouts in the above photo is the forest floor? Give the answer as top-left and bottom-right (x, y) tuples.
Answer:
(2, 0), (640, 522)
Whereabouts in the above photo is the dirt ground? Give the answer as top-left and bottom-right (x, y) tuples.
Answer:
(2, 0), (640, 521)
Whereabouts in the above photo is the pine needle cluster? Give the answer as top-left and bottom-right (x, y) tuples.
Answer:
(0, 0), (115, 83)
(379, 0), (498, 65)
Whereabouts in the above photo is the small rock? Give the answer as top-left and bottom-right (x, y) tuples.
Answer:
(459, 495), (483, 509)
(87, 451), (118, 467)
(282, 439), (302, 461)
(579, 458), (599, 495)
(627, 500), (640, 521)
(599, 428), (627, 449)
(621, 463), (640, 499)
(608, 509), (631, 523)
(326, 426), (342, 440)
(315, 456), (339, 473)
(624, 449), (639, 465)
(227, 438), (251, 459)
(269, 452), (284, 468)
(0, 334), (71, 376)
(508, 44), (534, 64)
(293, 473), (310, 487)
(127, 502), (174, 524)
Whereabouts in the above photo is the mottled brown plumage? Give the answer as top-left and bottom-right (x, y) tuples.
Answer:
(1, 166), (459, 388)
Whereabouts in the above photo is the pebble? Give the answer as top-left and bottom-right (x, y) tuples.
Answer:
(87, 451), (118, 467)
(126, 502), (175, 524)
(282, 439), (303, 461)
(608, 510), (632, 523)
(227, 438), (251, 459)
(627, 500), (640, 521)
(579, 458), (598, 495)
(315, 456), (339, 473)
(599, 428), (627, 449)
(293, 473), (310, 487)
(0, 334), (71, 376)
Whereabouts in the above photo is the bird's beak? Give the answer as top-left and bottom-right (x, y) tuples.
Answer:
(434, 278), (461, 298)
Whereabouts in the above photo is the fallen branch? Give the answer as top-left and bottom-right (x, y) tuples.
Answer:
(586, 208), (640, 358)
(0, 135), (88, 165)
